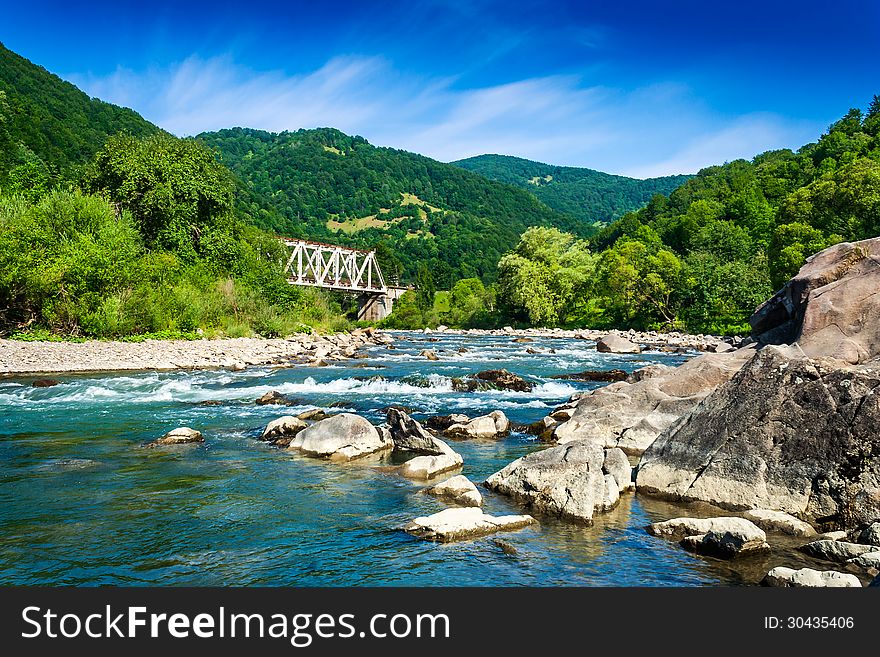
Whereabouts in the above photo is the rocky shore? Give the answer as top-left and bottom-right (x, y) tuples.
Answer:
(0, 328), (392, 375)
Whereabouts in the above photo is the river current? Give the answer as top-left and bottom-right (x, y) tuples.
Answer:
(0, 332), (817, 586)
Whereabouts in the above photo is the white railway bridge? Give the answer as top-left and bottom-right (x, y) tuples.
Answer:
(280, 238), (408, 321)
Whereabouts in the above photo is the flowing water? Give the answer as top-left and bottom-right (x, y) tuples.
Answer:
(0, 332), (822, 586)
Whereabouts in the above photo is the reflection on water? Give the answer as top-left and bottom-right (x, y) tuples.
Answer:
(0, 332), (842, 586)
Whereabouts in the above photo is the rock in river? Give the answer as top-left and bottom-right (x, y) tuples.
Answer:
(446, 410), (510, 439)
(403, 507), (536, 542)
(399, 451), (463, 480)
(649, 516), (769, 558)
(148, 427), (203, 447)
(762, 567), (862, 587)
(261, 416), (308, 446)
(287, 413), (392, 462)
(424, 475), (482, 507)
(636, 345), (880, 528)
(742, 509), (817, 537)
(255, 390), (294, 405)
(485, 440), (629, 523)
(797, 540), (878, 564)
(386, 408), (449, 454)
(451, 369), (533, 393)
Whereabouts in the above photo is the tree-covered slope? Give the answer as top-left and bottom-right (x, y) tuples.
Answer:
(197, 127), (584, 285)
(0, 42), (161, 183)
(451, 153), (692, 226)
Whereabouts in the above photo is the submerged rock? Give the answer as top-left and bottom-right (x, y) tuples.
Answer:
(762, 567), (862, 587)
(148, 427), (203, 447)
(403, 507), (536, 542)
(31, 378), (60, 388)
(797, 540), (878, 564)
(424, 475), (482, 507)
(287, 413), (392, 462)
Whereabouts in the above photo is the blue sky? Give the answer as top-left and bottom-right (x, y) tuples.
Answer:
(2, 0), (878, 176)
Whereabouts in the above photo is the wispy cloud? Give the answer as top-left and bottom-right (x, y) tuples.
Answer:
(68, 55), (821, 177)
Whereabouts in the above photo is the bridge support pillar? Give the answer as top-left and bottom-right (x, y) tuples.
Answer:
(357, 286), (408, 322)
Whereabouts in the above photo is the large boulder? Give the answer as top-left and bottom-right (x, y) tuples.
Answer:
(552, 348), (753, 455)
(287, 413), (392, 462)
(636, 345), (880, 529)
(446, 411), (509, 439)
(649, 516), (769, 559)
(751, 237), (880, 363)
(797, 540), (878, 564)
(762, 567), (862, 587)
(742, 509), (818, 537)
(403, 507), (536, 542)
(596, 334), (641, 354)
(485, 440), (628, 523)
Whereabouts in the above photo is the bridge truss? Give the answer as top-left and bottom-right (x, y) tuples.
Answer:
(281, 239), (387, 294)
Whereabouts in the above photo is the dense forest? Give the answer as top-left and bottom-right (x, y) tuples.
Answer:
(467, 98), (880, 335)
(0, 47), (348, 339)
(452, 154), (691, 227)
(197, 127), (594, 286)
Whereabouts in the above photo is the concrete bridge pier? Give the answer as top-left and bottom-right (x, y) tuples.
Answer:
(357, 286), (408, 322)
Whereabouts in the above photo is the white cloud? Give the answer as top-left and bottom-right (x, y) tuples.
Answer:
(67, 55), (822, 177)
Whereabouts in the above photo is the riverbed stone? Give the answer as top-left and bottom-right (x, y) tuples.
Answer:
(287, 413), (392, 462)
(255, 390), (292, 405)
(858, 522), (880, 546)
(424, 475), (482, 507)
(762, 567), (862, 587)
(261, 416), (308, 445)
(148, 427), (203, 447)
(680, 527), (770, 558)
(647, 516), (765, 539)
(446, 410), (510, 439)
(399, 451), (463, 479)
(403, 507), (536, 542)
(742, 509), (817, 537)
(797, 540), (878, 564)
(385, 408), (448, 455)
(602, 447), (633, 492)
(451, 369), (533, 393)
(848, 551), (880, 570)
(485, 439), (608, 523)
(596, 334), (641, 354)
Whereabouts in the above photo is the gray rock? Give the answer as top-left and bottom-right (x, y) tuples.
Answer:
(848, 551), (880, 570)
(596, 334), (641, 354)
(424, 475), (482, 507)
(554, 348), (753, 455)
(636, 345), (880, 528)
(762, 567), (862, 587)
(287, 413), (392, 462)
(681, 528), (770, 559)
(446, 410), (510, 439)
(385, 408), (448, 455)
(648, 516), (766, 539)
(742, 509), (817, 537)
(798, 540), (878, 564)
(261, 416), (308, 445)
(403, 507), (536, 542)
(485, 440), (607, 523)
(602, 447), (633, 492)
(148, 427), (203, 447)
(400, 450), (463, 479)
(858, 521), (880, 547)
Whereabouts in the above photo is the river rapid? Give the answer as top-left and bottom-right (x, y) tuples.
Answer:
(0, 332), (818, 586)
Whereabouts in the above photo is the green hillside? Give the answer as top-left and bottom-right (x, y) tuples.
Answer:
(452, 153), (691, 225)
(197, 127), (584, 286)
(0, 42), (160, 187)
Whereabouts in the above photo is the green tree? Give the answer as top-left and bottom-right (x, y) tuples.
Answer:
(415, 263), (435, 312)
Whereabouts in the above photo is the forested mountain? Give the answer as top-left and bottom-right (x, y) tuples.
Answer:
(491, 98), (880, 334)
(0, 42), (160, 188)
(197, 127), (585, 286)
(452, 154), (691, 226)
